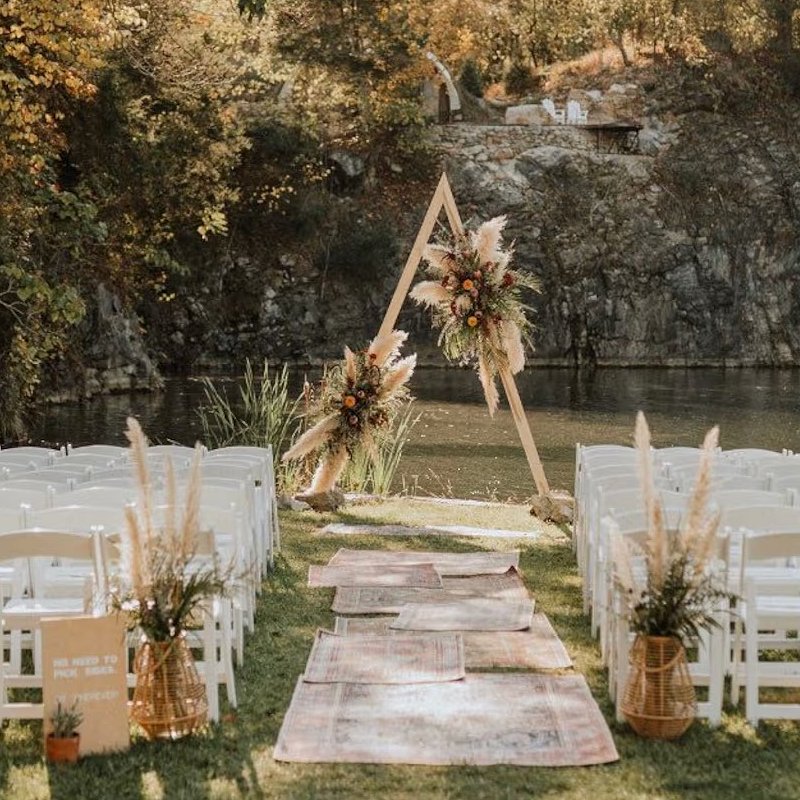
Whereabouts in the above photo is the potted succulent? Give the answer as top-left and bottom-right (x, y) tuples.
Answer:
(620, 412), (733, 740)
(46, 700), (83, 763)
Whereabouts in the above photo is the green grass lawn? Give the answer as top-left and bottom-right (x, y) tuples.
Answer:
(3, 498), (800, 800)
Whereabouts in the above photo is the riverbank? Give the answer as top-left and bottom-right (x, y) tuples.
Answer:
(4, 496), (799, 800)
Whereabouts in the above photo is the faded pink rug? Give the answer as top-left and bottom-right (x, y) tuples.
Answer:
(308, 563), (442, 588)
(334, 614), (573, 670)
(329, 548), (519, 576)
(274, 673), (618, 766)
(331, 569), (529, 614)
(303, 630), (464, 684)
(391, 598), (534, 632)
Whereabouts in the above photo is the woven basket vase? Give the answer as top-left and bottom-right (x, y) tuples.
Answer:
(621, 634), (696, 740)
(131, 635), (208, 740)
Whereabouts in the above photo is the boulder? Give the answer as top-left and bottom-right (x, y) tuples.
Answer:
(505, 104), (552, 126)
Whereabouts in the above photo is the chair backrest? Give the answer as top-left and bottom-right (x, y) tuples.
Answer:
(4, 446), (62, 461)
(714, 474), (769, 491)
(33, 465), (92, 481)
(721, 505), (800, 533)
(542, 98), (555, 116)
(711, 489), (786, 510)
(742, 530), (800, 564)
(0, 486), (54, 510)
(606, 506), (685, 534)
(61, 453), (118, 469)
(1, 478), (72, 493)
(767, 471), (800, 492)
(0, 507), (26, 532)
(0, 453), (40, 470)
(0, 529), (97, 561)
(29, 505), (128, 536)
(68, 444), (127, 459)
(65, 486), (139, 508)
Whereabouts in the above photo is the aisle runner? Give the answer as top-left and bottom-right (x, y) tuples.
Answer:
(274, 674), (619, 766)
(308, 563), (442, 588)
(329, 548), (519, 576)
(391, 598), (534, 632)
(334, 614), (573, 670)
(303, 630), (465, 684)
(323, 523), (540, 540)
(331, 570), (528, 614)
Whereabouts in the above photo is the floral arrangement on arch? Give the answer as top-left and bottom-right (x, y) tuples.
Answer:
(410, 216), (539, 416)
(282, 330), (416, 495)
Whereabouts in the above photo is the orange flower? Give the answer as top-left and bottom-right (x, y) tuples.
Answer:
(343, 394), (357, 409)
(467, 315), (479, 328)
(462, 278), (474, 291)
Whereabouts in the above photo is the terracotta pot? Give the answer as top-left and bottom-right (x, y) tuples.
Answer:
(621, 634), (697, 740)
(46, 733), (80, 764)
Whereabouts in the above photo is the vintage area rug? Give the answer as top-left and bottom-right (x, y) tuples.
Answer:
(328, 548), (520, 576)
(331, 570), (529, 614)
(303, 630), (465, 684)
(274, 673), (619, 766)
(323, 523), (539, 540)
(308, 563), (443, 588)
(334, 614), (572, 670)
(391, 598), (534, 632)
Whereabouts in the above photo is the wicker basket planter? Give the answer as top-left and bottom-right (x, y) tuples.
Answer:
(131, 635), (208, 740)
(621, 634), (696, 740)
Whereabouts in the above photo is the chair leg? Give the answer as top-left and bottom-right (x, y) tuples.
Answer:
(203, 612), (219, 723)
(745, 617), (760, 726)
(707, 621), (725, 727)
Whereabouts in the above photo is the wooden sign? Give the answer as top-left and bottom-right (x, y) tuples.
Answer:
(42, 615), (130, 755)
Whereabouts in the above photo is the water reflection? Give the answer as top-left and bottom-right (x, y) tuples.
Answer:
(28, 368), (800, 500)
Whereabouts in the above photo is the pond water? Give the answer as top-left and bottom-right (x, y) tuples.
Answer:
(27, 368), (800, 501)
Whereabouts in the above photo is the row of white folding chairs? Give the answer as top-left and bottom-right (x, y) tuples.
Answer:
(0, 445), (278, 566)
(0, 444), (280, 602)
(592, 491), (797, 657)
(574, 445), (793, 584)
(0, 504), (244, 722)
(607, 504), (800, 726)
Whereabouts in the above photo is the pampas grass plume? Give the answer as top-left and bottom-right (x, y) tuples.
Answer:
(409, 281), (451, 308)
(471, 215), (507, 263)
(283, 414), (339, 462)
(368, 329), (408, 368)
(310, 446), (349, 494)
(380, 354), (416, 398)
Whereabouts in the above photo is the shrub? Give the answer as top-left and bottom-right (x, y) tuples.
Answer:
(460, 60), (484, 97)
(504, 62), (540, 97)
(197, 360), (301, 490)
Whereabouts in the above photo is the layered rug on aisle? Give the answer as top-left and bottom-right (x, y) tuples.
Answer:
(330, 569), (529, 614)
(390, 597), (534, 632)
(322, 523), (540, 540)
(308, 563), (443, 588)
(303, 630), (465, 684)
(334, 614), (573, 670)
(328, 548), (520, 576)
(274, 674), (618, 766)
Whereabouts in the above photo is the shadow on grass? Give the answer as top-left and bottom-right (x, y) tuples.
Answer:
(4, 509), (800, 800)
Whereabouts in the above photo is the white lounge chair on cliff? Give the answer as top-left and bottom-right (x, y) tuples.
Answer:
(567, 100), (588, 125)
(542, 98), (565, 124)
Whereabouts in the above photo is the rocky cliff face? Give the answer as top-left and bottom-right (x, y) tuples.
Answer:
(433, 82), (800, 366)
(139, 70), (800, 370)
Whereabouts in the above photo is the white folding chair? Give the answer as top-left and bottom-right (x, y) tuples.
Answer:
(541, 97), (565, 124)
(0, 486), (55, 511)
(735, 531), (800, 724)
(0, 530), (110, 722)
(67, 444), (128, 460)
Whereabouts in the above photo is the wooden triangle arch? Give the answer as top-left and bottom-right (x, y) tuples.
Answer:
(377, 173), (551, 497)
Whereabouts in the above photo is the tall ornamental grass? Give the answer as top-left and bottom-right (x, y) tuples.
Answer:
(198, 360), (300, 490)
